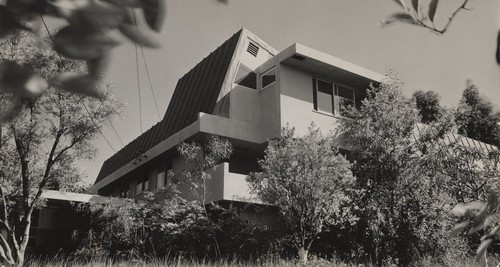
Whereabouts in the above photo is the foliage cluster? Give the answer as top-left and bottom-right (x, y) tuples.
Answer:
(0, 0), (167, 121)
(455, 80), (500, 148)
(69, 189), (276, 263)
(247, 125), (356, 262)
(0, 32), (121, 266)
(246, 73), (499, 265)
(63, 74), (500, 266)
(71, 188), (214, 261)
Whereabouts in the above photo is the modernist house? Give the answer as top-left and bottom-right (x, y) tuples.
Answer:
(89, 28), (384, 203)
(30, 28), (497, 253)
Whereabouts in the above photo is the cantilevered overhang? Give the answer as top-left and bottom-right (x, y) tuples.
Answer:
(276, 43), (384, 88)
(41, 190), (110, 203)
(89, 113), (266, 194)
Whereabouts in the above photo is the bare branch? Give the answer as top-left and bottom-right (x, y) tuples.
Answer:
(437, 0), (471, 34)
(385, 0), (471, 35)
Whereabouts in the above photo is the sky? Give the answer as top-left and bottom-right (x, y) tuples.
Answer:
(79, 0), (500, 185)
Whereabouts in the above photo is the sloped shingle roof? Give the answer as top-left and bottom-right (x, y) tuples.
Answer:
(95, 30), (242, 183)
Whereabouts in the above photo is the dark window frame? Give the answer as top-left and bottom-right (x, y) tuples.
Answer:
(234, 62), (257, 90)
(313, 78), (335, 114)
(136, 175), (149, 195)
(312, 77), (365, 116)
(260, 67), (276, 89)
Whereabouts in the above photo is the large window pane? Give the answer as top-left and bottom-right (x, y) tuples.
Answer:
(316, 80), (333, 114)
(135, 179), (142, 195)
(261, 68), (276, 88)
(337, 85), (354, 116)
(157, 171), (165, 189)
(355, 91), (366, 110)
(337, 86), (353, 99)
(235, 63), (257, 89)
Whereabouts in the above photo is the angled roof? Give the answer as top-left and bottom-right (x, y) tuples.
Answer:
(95, 30), (242, 183)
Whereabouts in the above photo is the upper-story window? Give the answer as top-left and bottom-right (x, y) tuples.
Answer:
(261, 67), (276, 89)
(312, 77), (365, 116)
(234, 63), (257, 89)
(313, 78), (334, 114)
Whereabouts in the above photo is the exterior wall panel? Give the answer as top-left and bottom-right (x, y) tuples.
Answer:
(229, 85), (260, 124)
(279, 63), (341, 136)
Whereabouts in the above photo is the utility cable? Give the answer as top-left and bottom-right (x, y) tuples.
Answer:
(131, 10), (144, 133)
(41, 17), (119, 153)
(134, 42), (143, 133)
(108, 117), (125, 147)
(140, 46), (161, 120)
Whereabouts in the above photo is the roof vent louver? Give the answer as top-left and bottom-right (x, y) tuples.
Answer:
(247, 42), (259, 57)
(292, 54), (305, 61)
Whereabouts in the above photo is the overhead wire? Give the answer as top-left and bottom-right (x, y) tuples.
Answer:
(108, 117), (125, 147)
(41, 16), (158, 177)
(132, 10), (144, 133)
(140, 46), (161, 120)
(40, 17), (119, 153)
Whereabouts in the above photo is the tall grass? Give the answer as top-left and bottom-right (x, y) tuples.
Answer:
(23, 255), (500, 267)
(25, 257), (350, 267)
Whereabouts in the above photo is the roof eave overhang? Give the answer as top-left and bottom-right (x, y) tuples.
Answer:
(89, 113), (266, 193)
(275, 43), (384, 88)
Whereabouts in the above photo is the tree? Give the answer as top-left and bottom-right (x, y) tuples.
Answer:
(0, 33), (120, 266)
(247, 125), (355, 262)
(455, 80), (500, 147)
(177, 135), (233, 206)
(339, 73), (458, 265)
(413, 90), (442, 123)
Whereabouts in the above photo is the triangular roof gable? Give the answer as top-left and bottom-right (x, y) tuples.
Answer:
(216, 28), (279, 102)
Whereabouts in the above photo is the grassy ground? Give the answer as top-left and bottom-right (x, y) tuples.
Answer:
(23, 257), (498, 267)
(25, 259), (349, 267)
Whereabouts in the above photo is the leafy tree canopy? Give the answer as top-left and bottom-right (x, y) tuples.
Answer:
(455, 80), (500, 147)
(0, 32), (121, 266)
(340, 73), (459, 266)
(247, 124), (356, 262)
(413, 90), (442, 124)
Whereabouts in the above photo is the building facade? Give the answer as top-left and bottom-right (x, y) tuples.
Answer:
(89, 28), (385, 203)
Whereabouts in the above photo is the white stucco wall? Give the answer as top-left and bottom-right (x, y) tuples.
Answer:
(258, 83), (281, 140)
(279, 63), (341, 137)
(229, 85), (260, 124)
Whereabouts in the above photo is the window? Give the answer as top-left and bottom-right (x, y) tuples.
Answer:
(354, 91), (366, 110)
(136, 176), (149, 195)
(313, 77), (365, 116)
(119, 183), (129, 198)
(234, 63), (257, 89)
(261, 67), (276, 89)
(157, 161), (173, 189)
(157, 171), (165, 189)
(166, 172), (173, 186)
(336, 85), (354, 116)
(313, 78), (334, 114)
